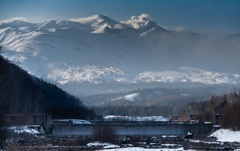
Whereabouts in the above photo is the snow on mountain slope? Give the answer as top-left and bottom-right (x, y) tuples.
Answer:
(48, 65), (125, 84)
(135, 67), (240, 84)
(0, 17), (35, 29)
(0, 14), (240, 96)
(121, 13), (163, 31)
(111, 93), (139, 102)
(70, 14), (127, 33)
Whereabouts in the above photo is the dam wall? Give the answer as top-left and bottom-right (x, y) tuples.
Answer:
(52, 123), (212, 136)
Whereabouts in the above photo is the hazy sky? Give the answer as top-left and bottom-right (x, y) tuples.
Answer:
(0, 0), (239, 38)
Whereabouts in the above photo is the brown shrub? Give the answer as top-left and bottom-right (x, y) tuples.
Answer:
(93, 125), (117, 143)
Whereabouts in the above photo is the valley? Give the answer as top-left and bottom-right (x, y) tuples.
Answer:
(1, 4), (240, 150)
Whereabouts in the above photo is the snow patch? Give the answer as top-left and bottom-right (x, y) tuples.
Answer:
(97, 147), (191, 151)
(189, 139), (221, 145)
(87, 141), (119, 148)
(103, 144), (121, 149)
(112, 93), (139, 102)
(210, 129), (240, 142)
(8, 125), (40, 134)
(124, 93), (139, 101)
(53, 119), (92, 124)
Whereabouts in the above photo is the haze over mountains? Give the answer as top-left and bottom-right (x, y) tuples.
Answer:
(0, 14), (240, 96)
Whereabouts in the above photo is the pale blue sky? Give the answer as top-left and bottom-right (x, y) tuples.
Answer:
(0, 0), (239, 38)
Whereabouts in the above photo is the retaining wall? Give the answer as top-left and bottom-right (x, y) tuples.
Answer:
(52, 123), (212, 136)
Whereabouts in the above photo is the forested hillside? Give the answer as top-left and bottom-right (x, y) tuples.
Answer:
(94, 92), (240, 130)
(0, 54), (95, 119)
(216, 93), (240, 130)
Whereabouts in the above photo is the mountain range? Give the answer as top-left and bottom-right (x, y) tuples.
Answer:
(0, 14), (240, 96)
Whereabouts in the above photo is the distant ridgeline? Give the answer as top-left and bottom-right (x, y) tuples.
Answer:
(0, 55), (95, 119)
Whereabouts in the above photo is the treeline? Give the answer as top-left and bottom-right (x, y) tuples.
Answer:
(93, 103), (208, 118)
(82, 84), (235, 107)
(94, 105), (173, 117)
(0, 54), (95, 119)
(94, 92), (240, 130)
(183, 93), (240, 130)
(219, 93), (240, 130)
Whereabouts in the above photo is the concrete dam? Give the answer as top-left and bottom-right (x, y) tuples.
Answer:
(3, 114), (214, 136)
(52, 123), (213, 136)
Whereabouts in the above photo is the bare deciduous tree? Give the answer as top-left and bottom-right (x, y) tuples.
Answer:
(93, 125), (117, 143)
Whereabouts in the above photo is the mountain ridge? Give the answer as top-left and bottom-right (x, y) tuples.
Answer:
(1, 14), (240, 96)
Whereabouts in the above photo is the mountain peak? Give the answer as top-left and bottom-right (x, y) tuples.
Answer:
(95, 14), (109, 20)
(0, 17), (28, 24)
(70, 14), (113, 24)
(70, 14), (127, 33)
(0, 17), (34, 28)
(124, 13), (160, 30)
(1, 14), (238, 96)
(136, 13), (152, 21)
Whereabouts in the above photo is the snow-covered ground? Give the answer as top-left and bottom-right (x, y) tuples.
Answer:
(53, 119), (92, 124)
(7, 125), (40, 134)
(210, 129), (240, 142)
(87, 141), (120, 149)
(97, 147), (195, 151)
(87, 142), (194, 151)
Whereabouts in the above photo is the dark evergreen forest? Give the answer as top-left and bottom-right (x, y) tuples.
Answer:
(0, 54), (95, 119)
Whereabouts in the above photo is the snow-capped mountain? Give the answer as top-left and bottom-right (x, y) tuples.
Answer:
(0, 14), (240, 96)
(135, 67), (240, 84)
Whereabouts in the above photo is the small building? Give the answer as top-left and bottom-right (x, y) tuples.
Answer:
(187, 114), (203, 124)
(170, 114), (204, 124)
(170, 115), (188, 123)
(3, 114), (47, 126)
(2, 114), (52, 133)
